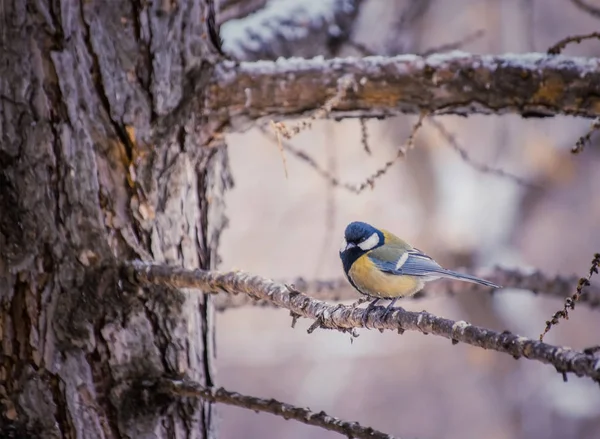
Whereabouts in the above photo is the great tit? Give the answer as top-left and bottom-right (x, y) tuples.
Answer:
(339, 221), (500, 323)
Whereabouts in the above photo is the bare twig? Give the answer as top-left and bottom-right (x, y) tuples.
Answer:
(156, 378), (396, 439)
(569, 0), (600, 19)
(213, 267), (600, 311)
(428, 118), (534, 188)
(125, 262), (600, 383)
(314, 132), (337, 277)
(346, 40), (378, 57)
(272, 75), (356, 139)
(540, 253), (600, 341)
(348, 30), (484, 58)
(269, 120), (289, 177)
(572, 117), (600, 154)
(548, 32), (600, 55)
(419, 30), (485, 57)
(359, 118), (371, 155)
(348, 111), (426, 191)
(218, 0), (268, 24)
(260, 112), (426, 194)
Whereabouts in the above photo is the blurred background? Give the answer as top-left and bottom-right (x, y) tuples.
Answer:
(216, 1), (600, 438)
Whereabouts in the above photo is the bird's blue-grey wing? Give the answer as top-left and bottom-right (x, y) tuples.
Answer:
(368, 248), (445, 277)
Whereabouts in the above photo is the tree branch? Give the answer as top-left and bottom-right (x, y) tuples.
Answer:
(570, 0), (600, 18)
(125, 262), (600, 384)
(212, 267), (600, 311)
(218, 0), (268, 24)
(540, 253), (600, 341)
(156, 378), (397, 439)
(209, 53), (600, 131)
(548, 32), (600, 55)
(220, 0), (363, 61)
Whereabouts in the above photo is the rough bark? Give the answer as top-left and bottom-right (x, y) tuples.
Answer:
(208, 53), (600, 131)
(0, 1), (229, 438)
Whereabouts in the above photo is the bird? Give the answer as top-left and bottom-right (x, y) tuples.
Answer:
(339, 221), (501, 325)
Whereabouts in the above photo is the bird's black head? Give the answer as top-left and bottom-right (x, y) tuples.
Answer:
(339, 221), (384, 274)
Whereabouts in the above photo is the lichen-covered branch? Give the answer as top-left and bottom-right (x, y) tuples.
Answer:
(540, 253), (600, 341)
(208, 52), (600, 131)
(213, 267), (600, 311)
(156, 378), (397, 439)
(125, 262), (600, 383)
(221, 0), (363, 61)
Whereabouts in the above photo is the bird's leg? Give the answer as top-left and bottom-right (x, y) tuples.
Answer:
(382, 298), (399, 320)
(362, 298), (380, 328)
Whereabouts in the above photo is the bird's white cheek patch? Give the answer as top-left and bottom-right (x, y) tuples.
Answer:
(395, 252), (409, 270)
(358, 233), (379, 251)
(339, 238), (348, 253)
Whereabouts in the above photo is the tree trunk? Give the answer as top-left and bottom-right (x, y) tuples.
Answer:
(0, 1), (229, 438)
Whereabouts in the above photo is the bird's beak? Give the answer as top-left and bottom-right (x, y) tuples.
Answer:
(341, 242), (356, 252)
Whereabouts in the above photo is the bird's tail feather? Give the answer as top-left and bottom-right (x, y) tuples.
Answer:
(438, 270), (500, 288)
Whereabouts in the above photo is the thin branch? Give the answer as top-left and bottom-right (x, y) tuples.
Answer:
(540, 253), (600, 341)
(359, 118), (371, 154)
(271, 75), (357, 139)
(213, 267), (600, 311)
(348, 30), (484, 58)
(572, 117), (600, 154)
(428, 118), (534, 188)
(210, 53), (600, 129)
(548, 32), (600, 55)
(220, 0), (364, 61)
(218, 0), (268, 25)
(156, 378), (396, 439)
(419, 29), (485, 56)
(269, 120), (289, 177)
(260, 112), (426, 194)
(125, 262), (600, 384)
(570, 0), (600, 19)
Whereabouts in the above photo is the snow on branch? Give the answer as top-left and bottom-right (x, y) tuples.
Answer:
(221, 0), (362, 61)
(212, 267), (600, 311)
(125, 262), (600, 384)
(209, 52), (600, 129)
(154, 378), (396, 439)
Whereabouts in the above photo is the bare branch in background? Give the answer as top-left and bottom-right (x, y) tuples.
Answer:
(213, 266), (600, 311)
(271, 75), (357, 139)
(218, 0), (268, 24)
(260, 113), (425, 194)
(126, 262), (600, 383)
(155, 378), (397, 439)
(210, 53), (600, 131)
(359, 118), (371, 154)
(540, 253), (600, 341)
(348, 29), (484, 58)
(570, 0), (600, 19)
(428, 118), (534, 188)
(419, 29), (485, 56)
(548, 32), (600, 54)
(572, 117), (600, 154)
(220, 0), (364, 60)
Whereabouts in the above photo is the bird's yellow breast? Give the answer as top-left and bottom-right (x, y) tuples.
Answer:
(348, 254), (423, 298)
